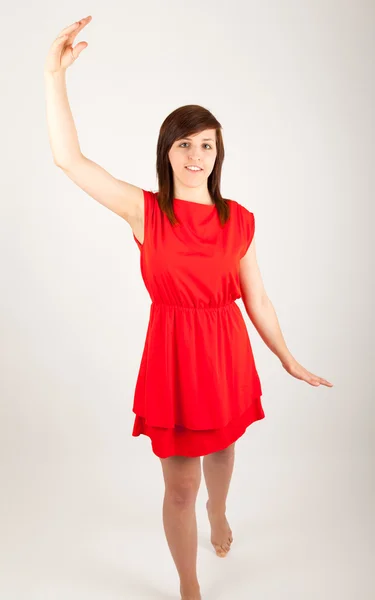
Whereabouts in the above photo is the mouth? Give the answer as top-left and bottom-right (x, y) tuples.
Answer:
(185, 166), (203, 173)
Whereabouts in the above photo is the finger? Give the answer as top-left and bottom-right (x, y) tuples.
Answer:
(70, 41), (88, 60)
(305, 372), (321, 385)
(52, 22), (89, 57)
(311, 373), (333, 387)
(70, 15), (92, 38)
(320, 378), (334, 387)
(58, 21), (80, 38)
(308, 376), (333, 387)
(58, 16), (92, 42)
(52, 33), (70, 47)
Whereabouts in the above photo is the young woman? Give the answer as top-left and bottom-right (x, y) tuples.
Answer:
(44, 16), (333, 600)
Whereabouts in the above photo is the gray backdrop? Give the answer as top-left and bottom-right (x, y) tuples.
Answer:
(1, 1), (373, 598)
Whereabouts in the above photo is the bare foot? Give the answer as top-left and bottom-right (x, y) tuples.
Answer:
(180, 582), (201, 600)
(206, 499), (233, 557)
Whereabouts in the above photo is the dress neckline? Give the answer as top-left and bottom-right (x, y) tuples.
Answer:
(173, 197), (215, 207)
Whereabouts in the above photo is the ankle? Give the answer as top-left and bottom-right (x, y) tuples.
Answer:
(180, 580), (201, 595)
(206, 498), (226, 516)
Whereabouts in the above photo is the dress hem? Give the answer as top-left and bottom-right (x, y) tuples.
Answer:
(131, 400), (265, 458)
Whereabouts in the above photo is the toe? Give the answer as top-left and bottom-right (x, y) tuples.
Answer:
(214, 544), (227, 557)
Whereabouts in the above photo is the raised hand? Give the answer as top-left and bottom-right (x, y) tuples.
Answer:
(44, 15), (92, 74)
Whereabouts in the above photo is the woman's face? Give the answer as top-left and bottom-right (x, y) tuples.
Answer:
(168, 129), (217, 194)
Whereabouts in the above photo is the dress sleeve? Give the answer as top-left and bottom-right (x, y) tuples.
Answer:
(133, 189), (155, 251)
(239, 204), (255, 258)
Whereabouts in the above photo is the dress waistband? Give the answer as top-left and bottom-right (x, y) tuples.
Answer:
(151, 300), (237, 311)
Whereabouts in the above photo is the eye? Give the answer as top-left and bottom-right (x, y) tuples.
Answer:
(179, 143), (212, 149)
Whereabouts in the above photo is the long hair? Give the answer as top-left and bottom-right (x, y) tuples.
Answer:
(154, 104), (231, 227)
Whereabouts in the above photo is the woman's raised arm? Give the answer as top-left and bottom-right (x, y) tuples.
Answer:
(44, 16), (143, 224)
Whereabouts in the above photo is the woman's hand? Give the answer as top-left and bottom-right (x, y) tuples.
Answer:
(44, 15), (92, 75)
(281, 358), (333, 387)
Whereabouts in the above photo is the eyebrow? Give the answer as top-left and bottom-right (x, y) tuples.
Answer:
(180, 137), (215, 142)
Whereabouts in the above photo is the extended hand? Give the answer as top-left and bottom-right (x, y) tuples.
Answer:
(44, 15), (92, 74)
(281, 359), (333, 387)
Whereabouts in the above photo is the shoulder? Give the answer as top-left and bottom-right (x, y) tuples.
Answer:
(226, 198), (253, 213)
(232, 202), (256, 257)
(235, 200), (254, 217)
(229, 200), (255, 226)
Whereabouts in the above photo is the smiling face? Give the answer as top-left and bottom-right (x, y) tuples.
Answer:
(168, 129), (217, 198)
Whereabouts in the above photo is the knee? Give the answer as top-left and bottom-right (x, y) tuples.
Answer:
(166, 476), (201, 507)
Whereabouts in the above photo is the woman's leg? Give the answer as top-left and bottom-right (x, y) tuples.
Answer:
(203, 442), (235, 557)
(159, 454), (202, 600)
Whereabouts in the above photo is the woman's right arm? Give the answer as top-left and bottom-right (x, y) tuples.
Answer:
(44, 16), (143, 226)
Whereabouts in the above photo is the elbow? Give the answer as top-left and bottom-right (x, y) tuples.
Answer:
(250, 292), (269, 313)
(53, 152), (84, 170)
(53, 157), (67, 169)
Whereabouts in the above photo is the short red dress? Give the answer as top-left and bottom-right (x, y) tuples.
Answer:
(131, 189), (265, 458)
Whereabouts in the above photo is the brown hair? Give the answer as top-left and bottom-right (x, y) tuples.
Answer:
(154, 104), (231, 227)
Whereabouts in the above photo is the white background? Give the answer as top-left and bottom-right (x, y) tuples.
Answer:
(0, 1), (373, 598)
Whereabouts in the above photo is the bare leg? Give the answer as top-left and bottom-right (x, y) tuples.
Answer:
(203, 442), (235, 557)
(159, 454), (202, 600)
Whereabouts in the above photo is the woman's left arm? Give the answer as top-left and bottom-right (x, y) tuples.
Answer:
(239, 239), (333, 388)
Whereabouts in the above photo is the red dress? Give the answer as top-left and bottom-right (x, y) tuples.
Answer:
(131, 189), (265, 458)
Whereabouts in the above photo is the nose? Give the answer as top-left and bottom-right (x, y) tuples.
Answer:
(188, 152), (201, 162)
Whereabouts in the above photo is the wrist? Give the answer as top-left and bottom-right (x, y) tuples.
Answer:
(280, 354), (296, 369)
(44, 69), (66, 79)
